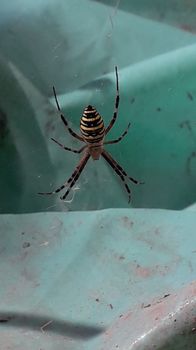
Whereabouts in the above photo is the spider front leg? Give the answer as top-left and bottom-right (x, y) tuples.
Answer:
(104, 122), (131, 145)
(53, 86), (84, 142)
(51, 137), (87, 154)
(105, 66), (120, 135)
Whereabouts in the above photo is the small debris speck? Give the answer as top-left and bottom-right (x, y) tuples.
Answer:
(187, 92), (193, 101)
(40, 320), (53, 333)
(119, 255), (125, 260)
(143, 303), (151, 308)
(22, 242), (31, 249)
(0, 316), (12, 322)
(130, 97), (135, 104)
(163, 293), (170, 298)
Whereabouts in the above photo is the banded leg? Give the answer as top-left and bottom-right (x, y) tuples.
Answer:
(38, 153), (90, 197)
(102, 149), (131, 203)
(60, 153), (90, 200)
(102, 149), (143, 185)
(104, 123), (131, 145)
(53, 86), (84, 142)
(105, 66), (119, 135)
(51, 138), (87, 154)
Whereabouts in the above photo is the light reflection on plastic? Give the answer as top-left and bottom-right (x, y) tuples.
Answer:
(129, 298), (194, 348)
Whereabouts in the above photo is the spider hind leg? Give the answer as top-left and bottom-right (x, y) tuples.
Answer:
(38, 153), (90, 200)
(102, 149), (131, 203)
(60, 153), (90, 200)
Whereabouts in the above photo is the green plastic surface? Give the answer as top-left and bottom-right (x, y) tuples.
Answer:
(0, 1), (196, 349)
(1, 1), (196, 212)
(0, 209), (196, 349)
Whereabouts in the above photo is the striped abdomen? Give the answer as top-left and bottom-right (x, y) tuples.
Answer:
(80, 105), (105, 144)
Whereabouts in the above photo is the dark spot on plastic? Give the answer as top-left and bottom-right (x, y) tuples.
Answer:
(95, 298), (99, 302)
(179, 120), (192, 132)
(186, 151), (196, 176)
(156, 107), (161, 112)
(154, 228), (160, 235)
(187, 92), (193, 101)
(23, 242), (31, 249)
(143, 303), (151, 308)
(109, 304), (113, 309)
(181, 24), (195, 33)
(0, 316), (13, 323)
(119, 255), (125, 260)
(121, 216), (134, 229)
(0, 108), (9, 139)
(163, 293), (170, 298)
(130, 97), (135, 104)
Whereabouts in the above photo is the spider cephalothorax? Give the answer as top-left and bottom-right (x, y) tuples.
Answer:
(38, 67), (143, 203)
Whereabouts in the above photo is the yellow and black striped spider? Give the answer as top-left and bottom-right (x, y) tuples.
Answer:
(39, 67), (143, 203)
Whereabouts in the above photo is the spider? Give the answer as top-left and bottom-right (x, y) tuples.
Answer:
(38, 66), (143, 203)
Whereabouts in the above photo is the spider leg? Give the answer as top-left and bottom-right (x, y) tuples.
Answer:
(51, 138), (87, 154)
(102, 149), (143, 185)
(105, 66), (119, 135)
(38, 153), (90, 197)
(102, 149), (131, 203)
(53, 86), (84, 142)
(38, 184), (68, 196)
(60, 153), (90, 200)
(104, 122), (131, 145)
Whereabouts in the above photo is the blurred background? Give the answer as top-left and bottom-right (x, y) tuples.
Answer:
(1, 0), (196, 213)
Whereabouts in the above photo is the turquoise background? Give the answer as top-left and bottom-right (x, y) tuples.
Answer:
(0, 0), (196, 212)
(0, 1), (195, 349)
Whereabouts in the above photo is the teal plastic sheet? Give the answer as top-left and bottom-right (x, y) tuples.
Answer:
(0, 1), (196, 349)
(1, 0), (196, 212)
(0, 209), (195, 349)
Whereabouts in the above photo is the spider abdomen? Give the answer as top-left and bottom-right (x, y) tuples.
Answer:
(80, 105), (105, 144)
